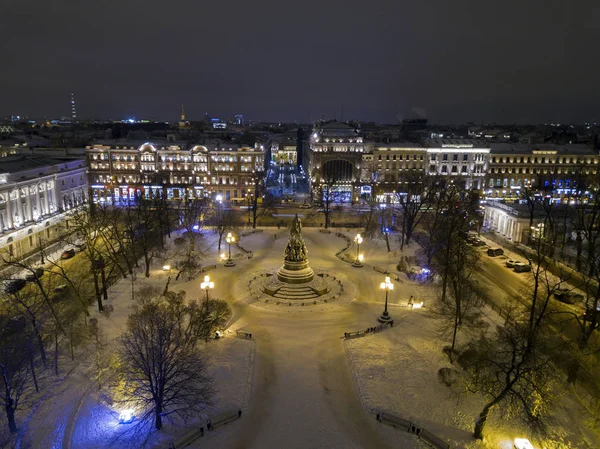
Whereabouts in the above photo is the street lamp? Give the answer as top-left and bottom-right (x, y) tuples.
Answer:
(353, 233), (363, 267)
(225, 232), (235, 267)
(378, 276), (393, 323)
(200, 275), (214, 309)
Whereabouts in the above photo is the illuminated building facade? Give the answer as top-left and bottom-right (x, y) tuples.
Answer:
(86, 142), (264, 203)
(307, 122), (368, 202)
(424, 139), (490, 190)
(486, 143), (599, 200)
(0, 157), (87, 260)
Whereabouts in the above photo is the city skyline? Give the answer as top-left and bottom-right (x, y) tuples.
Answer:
(1, 0), (599, 124)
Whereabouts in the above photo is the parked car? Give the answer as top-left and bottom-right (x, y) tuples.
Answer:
(472, 239), (486, 247)
(4, 279), (26, 294)
(554, 288), (584, 304)
(487, 248), (504, 257)
(25, 268), (44, 282)
(505, 259), (518, 268)
(513, 262), (532, 273)
(299, 203), (312, 209)
(74, 242), (87, 252)
(61, 249), (76, 259)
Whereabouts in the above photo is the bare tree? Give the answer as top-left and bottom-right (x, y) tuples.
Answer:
(0, 315), (30, 433)
(434, 242), (485, 361)
(395, 172), (430, 249)
(461, 204), (567, 439)
(117, 290), (215, 430)
(197, 298), (233, 341)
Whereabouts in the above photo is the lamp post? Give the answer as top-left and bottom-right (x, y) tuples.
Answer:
(378, 276), (393, 323)
(352, 233), (363, 267)
(225, 232), (235, 267)
(200, 275), (214, 310)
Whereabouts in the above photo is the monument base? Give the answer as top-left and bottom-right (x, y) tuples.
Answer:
(276, 259), (314, 284)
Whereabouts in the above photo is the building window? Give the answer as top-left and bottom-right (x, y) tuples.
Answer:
(29, 235), (34, 247)
(453, 154), (458, 161)
(441, 166), (447, 173)
(463, 154), (468, 161)
(443, 154), (448, 161)
(461, 166), (467, 173)
(489, 179), (494, 187)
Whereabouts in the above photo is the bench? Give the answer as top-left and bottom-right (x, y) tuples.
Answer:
(207, 410), (242, 430)
(170, 425), (205, 448)
(200, 264), (217, 274)
(236, 331), (253, 339)
(420, 428), (450, 449)
(344, 331), (366, 339)
(376, 412), (412, 432)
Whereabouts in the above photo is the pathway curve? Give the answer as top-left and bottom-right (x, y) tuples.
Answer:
(209, 228), (409, 449)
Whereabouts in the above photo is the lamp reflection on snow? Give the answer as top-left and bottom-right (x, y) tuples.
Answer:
(118, 409), (135, 424)
(514, 439), (534, 449)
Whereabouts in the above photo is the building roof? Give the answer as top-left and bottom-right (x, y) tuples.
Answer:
(424, 138), (489, 148)
(490, 143), (596, 156)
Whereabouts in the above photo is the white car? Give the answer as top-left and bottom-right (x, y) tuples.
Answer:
(299, 204), (312, 209)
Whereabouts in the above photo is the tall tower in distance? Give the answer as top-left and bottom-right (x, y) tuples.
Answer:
(70, 93), (77, 121)
(181, 104), (185, 121)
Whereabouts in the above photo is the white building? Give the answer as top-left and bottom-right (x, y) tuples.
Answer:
(424, 139), (490, 190)
(0, 156), (87, 260)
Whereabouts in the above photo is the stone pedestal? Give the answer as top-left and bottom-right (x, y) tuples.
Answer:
(277, 259), (314, 284)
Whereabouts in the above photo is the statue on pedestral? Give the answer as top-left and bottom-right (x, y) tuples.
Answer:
(284, 214), (308, 263)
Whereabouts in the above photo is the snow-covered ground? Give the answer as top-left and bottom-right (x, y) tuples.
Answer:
(4, 226), (598, 449)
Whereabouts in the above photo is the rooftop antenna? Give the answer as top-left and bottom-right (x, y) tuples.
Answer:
(71, 93), (77, 121)
(181, 104), (185, 121)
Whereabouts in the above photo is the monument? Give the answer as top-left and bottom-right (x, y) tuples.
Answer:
(261, 214), (329, 299)
(276, 214), (314, 284)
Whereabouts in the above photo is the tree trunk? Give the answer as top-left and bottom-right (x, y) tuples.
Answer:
(385, 232), (391, 252)
(155, 404), (163, 430)
(473, 404), (493, 440)
(33, 324), (47, 365)
(144, 253), (151, 278)
(28, 342), (39, 392)
(93, 271), (103, 312)
(54, 331), (59, 376)
(100, 267), (108, 300)
(5, 400), (17, 433)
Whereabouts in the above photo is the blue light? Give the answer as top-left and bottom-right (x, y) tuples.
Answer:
(193, 225), (199, 231)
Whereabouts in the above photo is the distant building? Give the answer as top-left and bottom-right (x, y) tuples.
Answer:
(487, 143), (599, 200)
(360, 144), (427, 201)
(86, 141), (264, 204)
(424, 139), (490, 190)
(0, 156), (87, 260)
(307, 122), (367, 202)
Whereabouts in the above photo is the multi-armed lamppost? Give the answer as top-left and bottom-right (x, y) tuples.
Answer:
(200, 275), (214, 309)
(352, 233), (364, 267)
(378, 276), (393, 323)
(225, 232), (236, 267)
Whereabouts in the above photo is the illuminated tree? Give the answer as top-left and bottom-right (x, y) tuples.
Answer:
(118, 290), (215, 430)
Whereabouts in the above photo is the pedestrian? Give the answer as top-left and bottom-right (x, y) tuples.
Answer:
(238, 409), (242, 418)
(408, 295), (414, 306)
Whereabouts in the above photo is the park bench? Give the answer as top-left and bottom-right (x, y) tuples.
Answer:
(169, 425), (205, 448)
(344, 330), (366, 339)
(419, 428), (450, 449)
(376, 412), (412, 432)
(200, 264), (217, 274)
(236, 331), (253, 339)
(207, 410), (242, 430)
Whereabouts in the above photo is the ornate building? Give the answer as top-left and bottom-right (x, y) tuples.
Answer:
(359, 145), (427, 201)
(0, 156), (87, 260)
(486, 143), (599, 200)
(86, 142), (264, 203)
(424, 139), (490, 190)
(307, 122), (369, 202)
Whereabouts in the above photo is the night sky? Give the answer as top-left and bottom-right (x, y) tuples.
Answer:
(2, 0), (599, 124)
